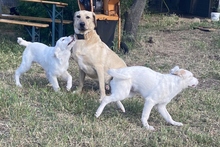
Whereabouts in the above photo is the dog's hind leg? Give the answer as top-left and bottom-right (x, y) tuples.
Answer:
(95, 79), (131, 117)
(95, 96), (111, 118)
(95, 94), (127, 118)
(15, 59), (32, 87)
(61, 71), (72, 91)
(155, 104), (183, 127)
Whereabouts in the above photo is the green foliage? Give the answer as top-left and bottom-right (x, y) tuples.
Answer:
(15, 0), (149, 44)
(18, 0), (79, 19)
(120, 0), (149, 17)
(16, 0), (79, 44)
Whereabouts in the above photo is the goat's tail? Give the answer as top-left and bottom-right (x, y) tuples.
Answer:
(108, 69), (131, 80)
(17, 37), (31, 47)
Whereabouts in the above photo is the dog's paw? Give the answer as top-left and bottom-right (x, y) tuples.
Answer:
(116, 101), (125, 113)
(73, 90), (80, 95)
(172, 121), (183, 126)
(146, 125), (155, 131)
(95, 111), (101, 118)
(66, 86), (72, 91)
(53, 87), (60, 92)
(16, 83), (22, 88)
(142, 122), (155, 131)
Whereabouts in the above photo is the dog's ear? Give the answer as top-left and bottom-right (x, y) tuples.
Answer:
(92, 12), (97, 28)
(176, 70), (186, 77)
(170, 66), (179, 74)
(170, 66), (187, 77)
(172, 69), (187, 78)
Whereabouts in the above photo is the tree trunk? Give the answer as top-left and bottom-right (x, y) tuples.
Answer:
(123, 0), (147, 41)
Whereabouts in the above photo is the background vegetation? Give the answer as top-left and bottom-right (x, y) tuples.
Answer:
(15, 0), (148, 44)
(0, 2), (220, 147)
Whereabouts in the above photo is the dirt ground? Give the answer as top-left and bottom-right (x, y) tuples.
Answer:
(120, 17), (220, 92)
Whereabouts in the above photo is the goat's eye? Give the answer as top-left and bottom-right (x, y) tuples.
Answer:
(76, 15), (80, 18)
(86, 16), (90, 19)
(62, 39), (65, 41)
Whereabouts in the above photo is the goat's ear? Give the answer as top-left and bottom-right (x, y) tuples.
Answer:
(92, 12), (97, 28)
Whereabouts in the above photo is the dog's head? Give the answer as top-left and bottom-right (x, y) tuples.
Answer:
(54, 35), (75, 60)
(73, 10), (97, 34)
(170, 66), (199, 87)
(55, 35), (75, 51)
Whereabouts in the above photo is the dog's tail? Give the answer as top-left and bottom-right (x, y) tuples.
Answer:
(108, 69), (131, 80)
(17, 37), (31, 47)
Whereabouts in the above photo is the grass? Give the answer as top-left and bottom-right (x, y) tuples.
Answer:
(0, 14), (220, 146)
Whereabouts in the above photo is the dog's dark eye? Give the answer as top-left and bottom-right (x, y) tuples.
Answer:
(76, 15), (80, 18)
(86, 16), (90, 19)
(62, 39), (65, 41)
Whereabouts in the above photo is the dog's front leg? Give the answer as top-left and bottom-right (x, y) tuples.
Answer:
(47, 74), (60, 92)
(96, 66), (106, 101)
(77, 69), (86, 93)
(61, 71), (72, 91)
(142, 98), (156, 130)
(156, 104), (183, 127)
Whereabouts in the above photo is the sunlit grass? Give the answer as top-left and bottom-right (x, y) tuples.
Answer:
(0, 14), (220, 146)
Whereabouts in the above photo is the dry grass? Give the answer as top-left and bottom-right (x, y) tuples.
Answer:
(0, 14), (220, 146)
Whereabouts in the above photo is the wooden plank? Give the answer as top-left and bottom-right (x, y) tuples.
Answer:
(96, 14), (119, 20)
(0, 14), (73, 24)
(20, 0), (68, 7)
(0, 19), (49, 27)
(77, 0), (119, 20)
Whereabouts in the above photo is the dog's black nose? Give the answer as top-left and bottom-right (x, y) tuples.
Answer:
(80, 22), (85, 28)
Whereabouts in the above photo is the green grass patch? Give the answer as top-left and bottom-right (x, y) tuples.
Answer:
(0, 14), (220, 146)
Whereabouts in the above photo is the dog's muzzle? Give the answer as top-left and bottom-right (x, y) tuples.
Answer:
(68, 35), (75, 46)
(79, 22), (86, 31)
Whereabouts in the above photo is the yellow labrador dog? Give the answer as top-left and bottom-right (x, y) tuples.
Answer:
(72, 10), (127, 101)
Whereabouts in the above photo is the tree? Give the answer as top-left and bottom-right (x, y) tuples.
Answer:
(123, 0), (147, 41)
